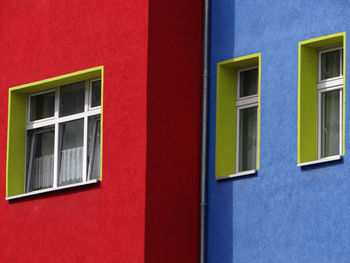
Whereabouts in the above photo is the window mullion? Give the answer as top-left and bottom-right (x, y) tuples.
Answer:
(53, 88), (60, 188)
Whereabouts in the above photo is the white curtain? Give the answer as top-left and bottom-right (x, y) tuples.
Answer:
(30, 155), (54, 191)
(59, 146), (83, 186)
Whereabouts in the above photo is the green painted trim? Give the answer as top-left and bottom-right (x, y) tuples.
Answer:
(100, 66), (104, 181)
(343, 34), (346, 155)
(297, 44), (302, 163)
(6, 91), (10, 197)
(257, 54), (261, 169)
(299, 46), (318, 163)
(6, 92), (26, 197)
(215, 65), (237, 178)
(216, 53), (260, 178)
(298, 32), (345, 163)
(9, 66), (103, 94)
(217, 53), (260, 68)
(6, 66), (103, 197)
(299, 32), (344, 48)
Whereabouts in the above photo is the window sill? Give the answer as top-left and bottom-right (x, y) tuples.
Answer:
(216, 169), (257, 180)
(297, 155), (342, 167)
(6, 179), (99, 200)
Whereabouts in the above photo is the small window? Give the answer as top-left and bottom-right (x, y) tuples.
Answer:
(25, 79), (101, 193)
(29, 91), (55, 121)
(320, 48), (342, 80)
(318, 47), (343, 159)
(90, 79), (101, 108)
(238, 68), (258, 98)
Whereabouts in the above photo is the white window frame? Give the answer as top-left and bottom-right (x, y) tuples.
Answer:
(317, 46), (343, 160)
(25, 78), (101, 194)
(235, 66), (259, 174)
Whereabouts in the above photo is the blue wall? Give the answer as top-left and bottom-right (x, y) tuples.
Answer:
(208, 1), (350, 262)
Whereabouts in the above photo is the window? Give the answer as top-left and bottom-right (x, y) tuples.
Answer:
(216, 54), (261, 180)
(318, 47), (343, 159)
(236, 67), (258, 172)
(6, 67), (103, 199)
(298, 33), (345, 166)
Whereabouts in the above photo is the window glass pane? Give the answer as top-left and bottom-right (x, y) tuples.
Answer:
(91, 80), (101, 107)
(238, 107), (257, 172)
(321, 49), (341, 80)
(60, 81), (85, 117)
(239, 68), (258, 97)
(321, 90), (340, 158)
(26, 128), (54, 192)
(30, 92), (55, 121)
(58, 119), (84, 186)
(88, 116), (101, 180)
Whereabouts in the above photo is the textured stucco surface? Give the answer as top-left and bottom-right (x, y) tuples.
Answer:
(0, 0), (202, 262)
(0, 0), (148, 262)
(208, 1), (350, 262)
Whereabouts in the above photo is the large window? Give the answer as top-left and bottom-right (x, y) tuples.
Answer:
(26, 79), (101, 193)
(6, 67), (103, 199)
(216, 54), (261, 180)
(298, 33), (345, 166)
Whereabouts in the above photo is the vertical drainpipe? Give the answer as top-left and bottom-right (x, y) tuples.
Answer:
(200, 0), (209, 261)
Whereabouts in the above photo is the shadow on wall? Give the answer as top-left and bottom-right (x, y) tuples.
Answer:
(145, 0), (203, 262)
(8, 183), (101, 204)
(207, 0), (236, 262)
(300, 158), (343, 172)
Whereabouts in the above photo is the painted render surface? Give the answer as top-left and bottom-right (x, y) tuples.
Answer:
(0, 1), (149, 262)
(0, 0), (201, 262)
(208, 1), (350, 262)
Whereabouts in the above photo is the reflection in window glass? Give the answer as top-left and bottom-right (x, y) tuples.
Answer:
(88, 116), (101, 180)
(58, 119), (84, 186)
(321, 90), (340, 158)
(60, 81), (85, 117)
(30, 92), (55, 121)
(91, 80), (101, 108)
(26, 128), (54, 192)
(238, 107), (257, 172)
(239, 68), (258, 97)
(321, 49), (341, 80)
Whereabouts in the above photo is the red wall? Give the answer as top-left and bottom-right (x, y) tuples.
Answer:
(0, 0), (202, 262)
(0, 0), (148, 262)
(145, 0), (202, 261)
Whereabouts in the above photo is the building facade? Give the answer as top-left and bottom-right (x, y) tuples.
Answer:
(3, 0), (349, 262)
(0, 0), (202, 262)
(208, 1), (350, 262)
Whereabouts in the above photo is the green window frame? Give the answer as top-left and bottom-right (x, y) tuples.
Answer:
(298, 32), (346, 166)
(216, 53), (261, 180)
(6, 66), (104, 199)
